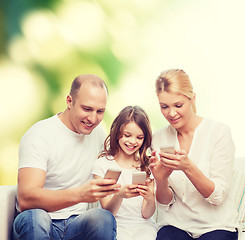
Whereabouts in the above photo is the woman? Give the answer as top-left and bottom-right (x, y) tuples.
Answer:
(150, 69), (238, 240)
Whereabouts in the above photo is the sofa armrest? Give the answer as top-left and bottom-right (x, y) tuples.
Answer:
(0, 185), (17, 240)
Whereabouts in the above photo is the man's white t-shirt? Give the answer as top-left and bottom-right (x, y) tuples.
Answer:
(18, 114), (106, 219)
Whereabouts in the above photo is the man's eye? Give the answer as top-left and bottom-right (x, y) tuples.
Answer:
(97, 110), (105, 114)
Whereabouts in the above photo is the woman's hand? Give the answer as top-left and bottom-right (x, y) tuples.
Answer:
(149, 151), (173, 182)
(149, 151), (175, 205)
(160, 149), (192, 172)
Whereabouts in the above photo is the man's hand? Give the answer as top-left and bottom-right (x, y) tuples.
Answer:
(76, 178), (121, 203)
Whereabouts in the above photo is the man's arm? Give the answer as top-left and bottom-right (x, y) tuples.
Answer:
(18, 168), (120, 212)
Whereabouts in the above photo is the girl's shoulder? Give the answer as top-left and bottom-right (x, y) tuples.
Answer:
(96, 155), (117, 167)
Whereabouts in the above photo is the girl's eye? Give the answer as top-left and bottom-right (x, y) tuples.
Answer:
(124, 134), (130, 138)
(176, 104), (183, 108)
(161, 106), (168, 109)
(137, 137), (144, 140)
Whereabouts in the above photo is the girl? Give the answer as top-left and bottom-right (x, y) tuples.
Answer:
(92, 106), (157, 240)
(150, 69), (238, 240)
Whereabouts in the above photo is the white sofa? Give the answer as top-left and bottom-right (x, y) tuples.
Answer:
(1, 158), (244, 240)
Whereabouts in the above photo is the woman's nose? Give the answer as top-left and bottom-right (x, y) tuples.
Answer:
(169, 108), (177, 117)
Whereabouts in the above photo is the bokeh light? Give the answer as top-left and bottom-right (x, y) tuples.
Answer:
(1, 0), (245, 185)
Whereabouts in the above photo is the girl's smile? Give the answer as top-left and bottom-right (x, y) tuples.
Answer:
(118, 121), (144, 157)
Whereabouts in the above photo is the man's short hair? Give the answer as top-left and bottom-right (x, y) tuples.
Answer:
(70, 74), (108, 102)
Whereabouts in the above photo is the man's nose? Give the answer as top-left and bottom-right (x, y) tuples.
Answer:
(88, 112), (97, 124)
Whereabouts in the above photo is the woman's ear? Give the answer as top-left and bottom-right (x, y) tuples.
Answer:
(191, 93), (196, 104)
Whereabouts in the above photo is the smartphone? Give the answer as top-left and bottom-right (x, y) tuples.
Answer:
(104, 169), (122, 182)
(132, 172), (146, 185)
(160, 145), (175, 154)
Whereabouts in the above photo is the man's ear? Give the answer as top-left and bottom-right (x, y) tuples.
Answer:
(66, 95), (72, 109)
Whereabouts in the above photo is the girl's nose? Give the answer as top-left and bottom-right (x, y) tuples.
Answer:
(129, 137), (136, 144)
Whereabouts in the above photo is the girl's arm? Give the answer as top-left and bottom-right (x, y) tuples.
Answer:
(137, 180), (155, 219)
(93, 174), (139, 216)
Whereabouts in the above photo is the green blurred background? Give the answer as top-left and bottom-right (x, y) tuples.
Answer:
(1, 0), (245, 185)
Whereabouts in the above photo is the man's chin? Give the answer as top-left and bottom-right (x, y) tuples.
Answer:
(79, 127), (95, 135)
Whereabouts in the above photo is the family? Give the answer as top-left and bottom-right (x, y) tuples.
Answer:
(13, 69), (239, 240)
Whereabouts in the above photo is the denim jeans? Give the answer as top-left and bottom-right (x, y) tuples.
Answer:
(13, 208), (117, 240)
(157, 225), (238, 240)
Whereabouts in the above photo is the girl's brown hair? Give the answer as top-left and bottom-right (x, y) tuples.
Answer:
(100, 106), (152, 177)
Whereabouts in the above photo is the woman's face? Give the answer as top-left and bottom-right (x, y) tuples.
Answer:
(157, 91), (195, 130)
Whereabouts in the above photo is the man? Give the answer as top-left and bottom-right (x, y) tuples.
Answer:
(13, 74), (120, 240)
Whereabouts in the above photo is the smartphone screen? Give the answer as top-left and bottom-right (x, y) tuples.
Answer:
(132, 172), (146, 185)
(160, 146), (175, 154)
(104, 169), (122, 182)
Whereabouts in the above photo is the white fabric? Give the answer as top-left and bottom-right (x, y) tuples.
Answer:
(0, 185), (17, 240)
(17, 114), (106, 219)
(152, 118), (239, 238)
(92, 156), (157, 240)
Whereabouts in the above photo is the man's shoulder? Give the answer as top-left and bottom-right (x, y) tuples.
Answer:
(22, 115), (58, 140)
(88, 124), (106, 140)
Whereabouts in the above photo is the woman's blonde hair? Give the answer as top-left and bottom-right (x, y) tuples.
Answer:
(155, 69), (196, 113)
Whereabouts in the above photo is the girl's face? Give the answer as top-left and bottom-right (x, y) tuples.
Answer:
(157, 91), (195, 130)
(118, 121), (144, 156)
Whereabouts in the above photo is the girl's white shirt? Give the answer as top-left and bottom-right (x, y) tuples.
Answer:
(92, 156), (157, 238)
(152, 118), (238, 238)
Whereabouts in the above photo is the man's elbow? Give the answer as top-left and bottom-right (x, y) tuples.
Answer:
(18, 194), (34, 212)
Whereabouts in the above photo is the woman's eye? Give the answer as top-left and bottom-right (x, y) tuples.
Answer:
(161, 106), (168, 109)
(176, 104), (183, 108)
(124, 134), (130, 137)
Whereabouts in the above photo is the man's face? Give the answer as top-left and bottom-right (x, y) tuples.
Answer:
(67, 83), (107, 135)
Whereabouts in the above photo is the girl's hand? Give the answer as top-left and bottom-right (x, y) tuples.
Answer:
(136, 182), (154, 203)
(116, 184), (140, 198)
(149, 151), (173, 182)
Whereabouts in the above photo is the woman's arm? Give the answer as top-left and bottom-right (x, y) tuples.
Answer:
(161, 125), (235, 205)
(149, 151), (174, 205)
(161, 150), (215, 198)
